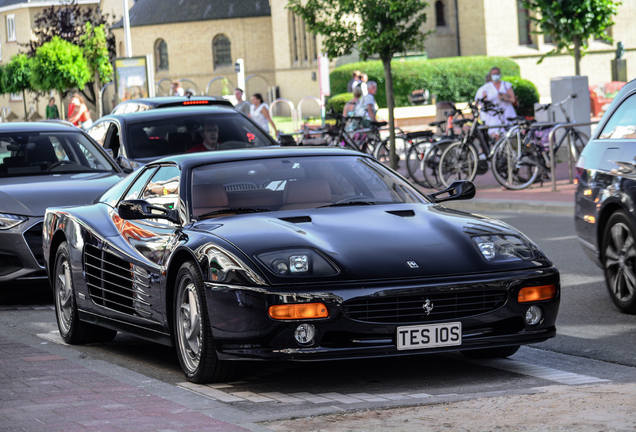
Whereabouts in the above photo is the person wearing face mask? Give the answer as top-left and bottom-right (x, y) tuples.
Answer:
(475, 67), (517, 135)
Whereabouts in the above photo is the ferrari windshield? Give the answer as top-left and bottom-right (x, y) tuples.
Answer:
(127, 112), (275, 159)
(0, 131), (115, 177)
(190, 155), (424, 219)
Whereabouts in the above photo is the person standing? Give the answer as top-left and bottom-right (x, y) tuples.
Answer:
(475, 67), (517, 134)
(250, 93), (277, 137)
(46, 97), (59, 120)
(358, 81), (378, 123)
(234, 88), (250, 116)
(359, 74), (369, 96)
(347, 71), (361, 93)
(343, 86), (363, 131)
(171, 81), (185, 96)
(67, 93), (93, 130)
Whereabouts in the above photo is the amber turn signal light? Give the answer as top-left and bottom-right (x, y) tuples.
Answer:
(518, 285), (557, 303)
(268, 303), (329, 320)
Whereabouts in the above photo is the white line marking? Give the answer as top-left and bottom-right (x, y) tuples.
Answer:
(178, 382), (245, 402)
(541, 235), (577, 241)
(377, 393), (412, 400)
(407, 393), (433, 398)
(472, 358), (609, 385)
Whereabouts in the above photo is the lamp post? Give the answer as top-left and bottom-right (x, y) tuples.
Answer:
(123, 0), (132, 57)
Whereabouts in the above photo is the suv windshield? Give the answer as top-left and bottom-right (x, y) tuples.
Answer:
(127, 112), (276, 159)
(190, 155), (424, 219)
(0, 131), (115, 177)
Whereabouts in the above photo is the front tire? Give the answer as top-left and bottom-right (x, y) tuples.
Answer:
(174, 261), (240, 383)
(54, 242), (117, 344)
(602, 211), (636, 313)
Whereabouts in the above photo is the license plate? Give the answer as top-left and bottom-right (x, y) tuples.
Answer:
(397, 322), (462, 350)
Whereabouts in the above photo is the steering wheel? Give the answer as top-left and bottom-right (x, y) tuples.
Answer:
(46, 160), (78, 171)
(335, 195), (373, 204)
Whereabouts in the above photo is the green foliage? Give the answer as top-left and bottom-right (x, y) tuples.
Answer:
(30, 36), (90, 93)
(2, 54), (33, 94)
(330, 57), (520, 108)
(80, 23), (113, 84)
(523, 0), (621, 74)
(287, 0), (430, 63)
(502, 76), (540, 117)
(326, 92), (353, 114)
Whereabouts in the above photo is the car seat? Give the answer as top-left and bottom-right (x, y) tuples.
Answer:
(192, 184), (229, 218)
(280, 179), (332, 210)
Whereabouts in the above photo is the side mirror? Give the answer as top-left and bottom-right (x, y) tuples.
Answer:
(278, 134), (297, 147)
(118, 199), (180, 224)
(425, 180), (476, 203)
(116, 155), (134, 173)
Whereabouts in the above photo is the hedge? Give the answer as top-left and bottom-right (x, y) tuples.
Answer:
(502, 75), (540, 118)
(330, 56), (520, 108)
(326, 92), (353, 114)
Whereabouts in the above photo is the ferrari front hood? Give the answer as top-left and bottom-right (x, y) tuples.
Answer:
(201, 204), (550, 283)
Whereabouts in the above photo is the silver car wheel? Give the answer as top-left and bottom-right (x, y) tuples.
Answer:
(55, 257), (73, 335)
(177, 281), (202, 373)
(605, 221), (636, 302)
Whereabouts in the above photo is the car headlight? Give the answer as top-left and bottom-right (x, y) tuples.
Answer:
(473, 235), (534, 263)
(0, 213), (27, 230)
(256, 248), (339, 277)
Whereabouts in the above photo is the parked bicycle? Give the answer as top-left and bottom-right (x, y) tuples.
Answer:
(490, 94), (589, 190)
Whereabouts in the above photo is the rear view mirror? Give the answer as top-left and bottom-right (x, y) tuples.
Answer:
(426, 180), (476, 203)
(118, 199), (180, 224)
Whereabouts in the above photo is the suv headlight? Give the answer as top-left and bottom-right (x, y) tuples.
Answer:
(0, 213), (27, 230)
(256, 248), (339, 277)
(473, 235), (535, 263)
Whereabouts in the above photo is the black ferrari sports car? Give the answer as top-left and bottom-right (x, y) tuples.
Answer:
(43, 148), (560, 383)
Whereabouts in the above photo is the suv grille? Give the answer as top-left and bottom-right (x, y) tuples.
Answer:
(23, 222), (44, 267)
(343, 290), (508, 323)
(84, 244), (152, 317)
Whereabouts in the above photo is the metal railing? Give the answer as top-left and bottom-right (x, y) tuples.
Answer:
(547, 121), (598, 192)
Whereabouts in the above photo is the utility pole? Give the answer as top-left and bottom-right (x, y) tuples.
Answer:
(123, 0), (132, 57)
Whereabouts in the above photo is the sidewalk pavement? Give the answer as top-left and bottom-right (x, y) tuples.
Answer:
(0, 333), (250, 432)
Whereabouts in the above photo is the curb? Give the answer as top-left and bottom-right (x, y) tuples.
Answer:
(441, 198), (574, 215)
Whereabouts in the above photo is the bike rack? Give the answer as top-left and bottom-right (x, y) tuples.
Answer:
(269, 98), (296, 133)
(297, 96), (322, 128)
(547, 121), (598, 192)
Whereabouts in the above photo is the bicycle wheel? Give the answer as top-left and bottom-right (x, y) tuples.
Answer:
(490, 135), (540, 190)
(568, 129), (589, 161)
(373, 139), (390, 164)
(422, 141), (451, 191)
(438, 141), (478, 188)
(406, 140), (433, 187)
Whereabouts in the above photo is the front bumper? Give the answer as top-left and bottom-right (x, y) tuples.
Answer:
(204, 267), (560, 361)
(0, 218), (47, 284)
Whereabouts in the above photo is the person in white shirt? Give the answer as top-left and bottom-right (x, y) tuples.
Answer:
(250, 93), (277, 136)
(359, 81), (378, 122)
(475, 67), (517, 135)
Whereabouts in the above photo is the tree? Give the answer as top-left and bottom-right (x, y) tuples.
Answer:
(30, 37), (91, 119)
(523, 0), (621, 76)
(25, 0), (115, 107)
(81, 23), (113, 118)
(2, 54), (34, 121)
(287, 0), (430, 169)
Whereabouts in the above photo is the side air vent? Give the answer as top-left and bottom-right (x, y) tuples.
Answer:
(279, 216), (312, 224)
(84, 244), (153, 318)
(386, 210), (415, 217)
(23, 222), (45, 267)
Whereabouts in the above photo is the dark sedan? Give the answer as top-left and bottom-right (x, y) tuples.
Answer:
(110, 96), (233, 115)
(0, 122), (125, 285)
(86, 106), (280, 171)
(43, 148), (560, 383)
(575, 78), (636, 313)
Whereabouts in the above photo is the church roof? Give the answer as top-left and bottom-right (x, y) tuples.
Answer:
(112, 0), (271, 28)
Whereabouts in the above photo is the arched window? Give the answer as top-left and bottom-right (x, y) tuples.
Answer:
(435, 1), (446, 27)
(154, 38), (169, 71)
(213, 35), (232, 68)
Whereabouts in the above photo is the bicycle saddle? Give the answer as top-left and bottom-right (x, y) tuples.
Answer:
(371, 121), (388, 127)
(429, 120), (446, 127)
(453, 118), (471, 126)
(405, 130), (435, 139)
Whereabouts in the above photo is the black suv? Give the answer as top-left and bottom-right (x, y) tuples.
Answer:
(575, 79), (636, 313)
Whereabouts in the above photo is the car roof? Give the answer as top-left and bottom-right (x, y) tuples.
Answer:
(0, 122), (82, 133)
(102, 105), (241, 122)
(147, 147), (372, 170)
(114, 96), (233, 109)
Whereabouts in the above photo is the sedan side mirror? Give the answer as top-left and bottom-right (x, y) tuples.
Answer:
(278, 134), (297, 147)
(118, 199), (180, 224)
(115, 155), (134, 174)
(426, 180), (476, 203)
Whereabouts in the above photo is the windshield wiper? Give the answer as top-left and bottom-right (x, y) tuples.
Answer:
(318, 201), (376, 208)
(198, 208), (272, 218)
